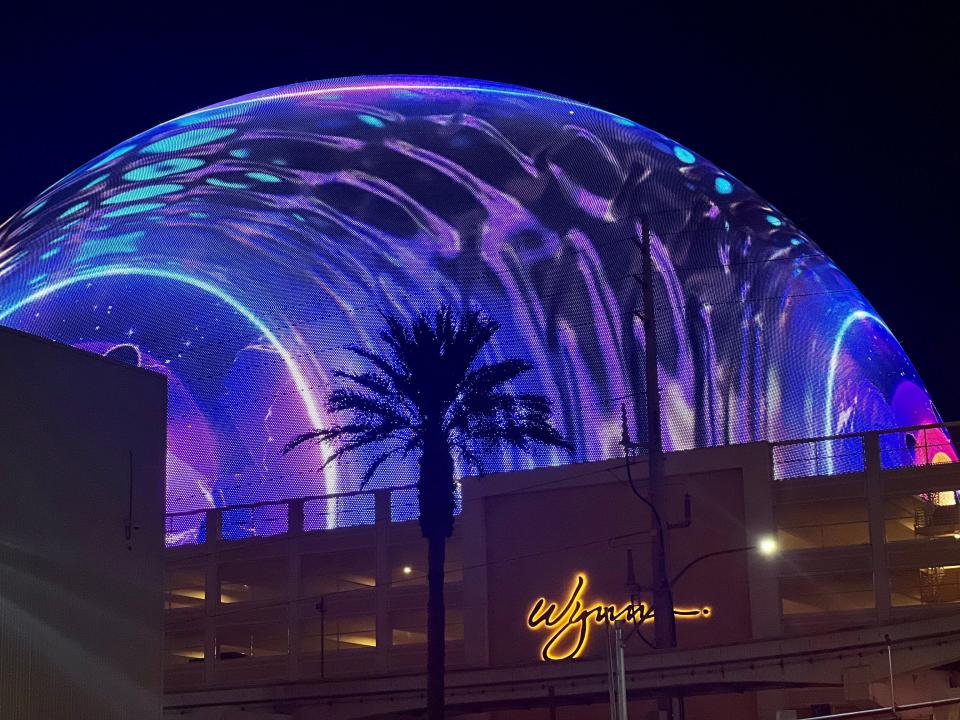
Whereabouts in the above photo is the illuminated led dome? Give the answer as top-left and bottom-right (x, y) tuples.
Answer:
(0, 76), (946, 525)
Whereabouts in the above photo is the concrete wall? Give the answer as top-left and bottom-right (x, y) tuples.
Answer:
(464, 445), (776, 670)
(158, 440), (960, 719)
(0, 327), (167, 719)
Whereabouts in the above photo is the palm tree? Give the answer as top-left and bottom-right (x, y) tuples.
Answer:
(284, 305), (571, 720)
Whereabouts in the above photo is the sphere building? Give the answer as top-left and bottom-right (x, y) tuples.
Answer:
(0, 76), (945, 528)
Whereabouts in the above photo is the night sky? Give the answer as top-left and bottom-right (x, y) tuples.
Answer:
(3, 4), (958, 420)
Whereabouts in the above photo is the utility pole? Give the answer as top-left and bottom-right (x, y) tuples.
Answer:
(639, 217), (676, 652)
(635, 217), (678, 720)
(607, 621), (629, 720)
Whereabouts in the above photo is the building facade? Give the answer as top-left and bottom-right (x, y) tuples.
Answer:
(163, 422), (960, 719)
(0, 326), (167, 720)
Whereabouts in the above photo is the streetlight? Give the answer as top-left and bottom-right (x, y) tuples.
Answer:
(758, 535), (779, 557)
(671, 538), (779, 587)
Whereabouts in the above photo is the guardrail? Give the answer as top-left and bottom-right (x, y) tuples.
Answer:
(165, 422), (956, 545)
(770, 421), (960, 481)
(164, 483), (430, 548)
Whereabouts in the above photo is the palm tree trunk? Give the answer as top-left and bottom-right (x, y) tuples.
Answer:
(419, 429), (454, 720)
(426, 532), (446, 720)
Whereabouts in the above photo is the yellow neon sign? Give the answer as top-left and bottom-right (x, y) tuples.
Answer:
(526, 574), (711, 661)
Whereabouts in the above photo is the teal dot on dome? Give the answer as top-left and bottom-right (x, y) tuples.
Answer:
(206, 178), (249, 190)
(82, 173), (110, 190)
(358, 114), (386, 128)
(175, 104), (245, 126)
(673, 146), (696, 164)
(90, 145), (134, 169)
(714, 177), (733, 195)
(123, 158), (204, 181)
(230, 148), (250, 159)
(23, 200), (46, 218)
(141, 127), (236, 154)
(766, 214), (783, 227)
(103, 183), (183, 205)
(790, 237), (802, 246)
(58, 201), (89, 219)
(75, 231), (144, 262)
(246, 171), (282, 183)
(613, 116), (636, 126)
(103, 202), (165, 218)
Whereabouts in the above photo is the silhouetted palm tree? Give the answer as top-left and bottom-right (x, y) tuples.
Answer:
(284, 305), (571, 720)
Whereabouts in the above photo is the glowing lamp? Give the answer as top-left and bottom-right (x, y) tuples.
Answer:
(758, 536), (779, 557)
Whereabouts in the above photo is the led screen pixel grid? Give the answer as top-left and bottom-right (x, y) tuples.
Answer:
(0, 76), (949, 537)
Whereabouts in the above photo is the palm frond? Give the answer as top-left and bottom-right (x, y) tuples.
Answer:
(284, 303), (571, 493)
(460, 358), (532, 397)
(343, 345), (416, 400)
(282, 427), (336, 454)
(327, 388), (413, 429)
(359, 447), (405, 488)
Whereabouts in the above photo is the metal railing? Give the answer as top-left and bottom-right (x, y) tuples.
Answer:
(164, 483), (423, 548)
(770, 421), (960, 481)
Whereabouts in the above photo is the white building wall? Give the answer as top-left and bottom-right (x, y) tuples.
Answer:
(0, 327), (167, 719)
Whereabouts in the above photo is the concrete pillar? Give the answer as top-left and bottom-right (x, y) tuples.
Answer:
(375, 490), (393, 671)
(287, 498), (305, 538)
(461, 485), (490, 667)
(864, 432), (892, 623)
(756, 689), (791, 720)
(205, 506), (222, 548)
(742, 443), (782, 639)
(203, 508), (221, 686)
(288, 499), (305, 681)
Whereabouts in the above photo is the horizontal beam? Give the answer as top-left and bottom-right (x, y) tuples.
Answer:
(165, 613), (960, 718)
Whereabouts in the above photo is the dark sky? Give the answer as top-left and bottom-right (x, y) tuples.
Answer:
(3, 4), (958, 418)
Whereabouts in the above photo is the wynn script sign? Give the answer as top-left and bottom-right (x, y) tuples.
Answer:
(526, 574), (712, 661)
